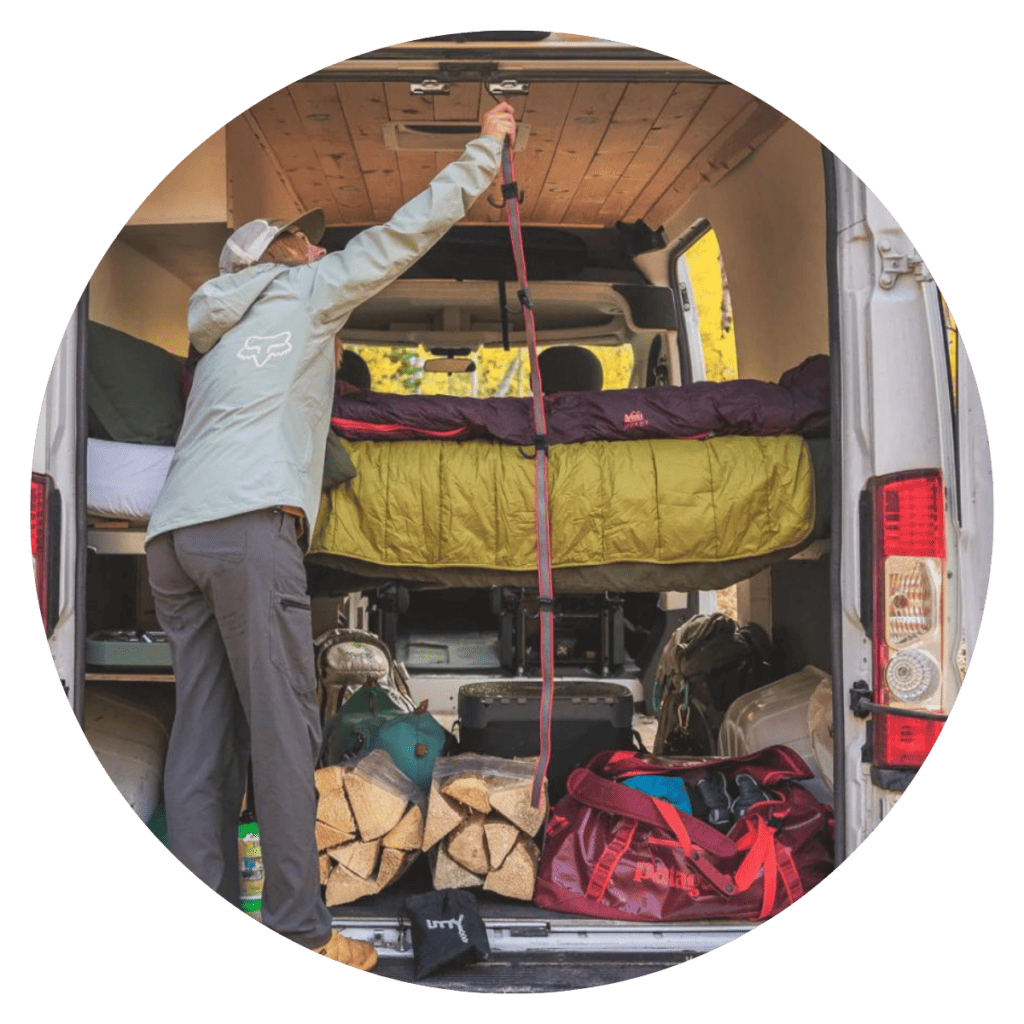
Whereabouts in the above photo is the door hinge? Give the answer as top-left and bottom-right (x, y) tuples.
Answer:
(877, 240), (932, 289)
(679, 286), (691, 312)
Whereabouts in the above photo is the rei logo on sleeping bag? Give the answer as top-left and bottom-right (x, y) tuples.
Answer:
(238, 332), (292, 368)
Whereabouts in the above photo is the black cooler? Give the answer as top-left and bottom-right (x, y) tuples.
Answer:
(457, 681), (635, 803)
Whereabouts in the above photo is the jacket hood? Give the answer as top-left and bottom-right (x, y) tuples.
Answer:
(187, 264), (292, 353)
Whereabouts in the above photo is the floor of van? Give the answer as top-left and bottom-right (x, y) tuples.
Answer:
(329, 858), (752, 992)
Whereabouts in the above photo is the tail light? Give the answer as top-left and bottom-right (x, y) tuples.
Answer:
(30, 473), (60, 636)
(871, 470), (946, 768)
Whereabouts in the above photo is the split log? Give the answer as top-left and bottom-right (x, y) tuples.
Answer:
(431, 841), (485, 890)
(422, 780), (468, 851)
(488, 778), (548, 837)
(376, 847), (408, 891)
(319, 853), (330, 886)
(483, 816), (520, 869)
(442, 774), (492, 814)
(382, 804), (424, 851)
(344, 770), (407, 841)
(483, 835), (540, 901)
(314, 765), (348, 797)
(324, 862), (378, 906)
(315, 820), (354, 852)
(446, 813), (489, 875)
(329, 838), (381, 881)
(316, 787), (355, 835)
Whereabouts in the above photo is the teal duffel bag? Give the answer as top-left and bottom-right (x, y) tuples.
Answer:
(322, 693), (452, 790)
(321, 684), (404, 764)
(373, 707), (452, 790)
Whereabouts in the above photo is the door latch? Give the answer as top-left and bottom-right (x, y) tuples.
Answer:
(410, 79), (450, 96)
(488, 79), (530, 97)
(877, 240), (932, 289)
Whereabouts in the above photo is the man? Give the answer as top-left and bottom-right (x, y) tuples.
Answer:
(145, 103), (516, 969)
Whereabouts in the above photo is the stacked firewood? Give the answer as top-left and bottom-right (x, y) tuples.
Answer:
(422, 756), (549, 901)
(314, 749), (424, 905)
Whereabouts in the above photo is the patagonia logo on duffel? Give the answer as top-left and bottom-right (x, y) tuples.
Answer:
(424, 914), (468, 944)
(634, 861), (700, 897)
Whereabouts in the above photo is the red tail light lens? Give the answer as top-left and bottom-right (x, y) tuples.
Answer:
(30, 473), (59, 635)
(872, 471), (946, 768)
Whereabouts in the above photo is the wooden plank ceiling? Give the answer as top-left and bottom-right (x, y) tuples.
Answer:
(242, 79), (786, 231)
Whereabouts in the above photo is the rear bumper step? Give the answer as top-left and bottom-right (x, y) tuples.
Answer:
(332, 910), (753, 958)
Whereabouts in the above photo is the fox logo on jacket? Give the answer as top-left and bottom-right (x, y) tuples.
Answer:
(238, 332), (293, 368)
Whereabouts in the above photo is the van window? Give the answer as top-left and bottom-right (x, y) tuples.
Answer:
(347, 343), (634, 397)
(675, 224), (739, 382)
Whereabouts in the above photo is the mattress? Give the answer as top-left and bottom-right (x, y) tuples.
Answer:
(307, 434), (823, 594)
(87, 438), (174, 522)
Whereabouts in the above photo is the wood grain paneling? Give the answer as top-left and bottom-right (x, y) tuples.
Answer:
(594, 84), (714, 224)
(236, 78), (786, 231)
(624, 84), (752, 225)
(289, 82), (372, 223)
(642, 100), (788, 229)
(336, 82), (403, 221)
(248, 88), (337, 216)
(529, 82), (627, 224)
(562, 82), (676, 224)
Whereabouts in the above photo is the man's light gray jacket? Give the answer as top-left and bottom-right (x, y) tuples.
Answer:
(146, 135), (502, 548)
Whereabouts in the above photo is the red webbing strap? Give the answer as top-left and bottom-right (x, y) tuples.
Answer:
(585, 819), (639, 902)
(734, 816), (781, 919)
(500, 136), (555, 809)
(654, 798), (735, 897)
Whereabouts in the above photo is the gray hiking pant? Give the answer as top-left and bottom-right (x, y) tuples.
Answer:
(146, 508), (332, 948)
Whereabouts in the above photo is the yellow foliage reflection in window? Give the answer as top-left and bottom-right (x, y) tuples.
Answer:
(680, 228), (738, 383)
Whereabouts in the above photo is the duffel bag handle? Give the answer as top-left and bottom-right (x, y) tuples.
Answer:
(567, 768), (740, 897)
(566, 767), (736, 859)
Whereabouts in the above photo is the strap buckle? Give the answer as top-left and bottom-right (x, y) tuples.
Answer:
(488, 181), (525, 208)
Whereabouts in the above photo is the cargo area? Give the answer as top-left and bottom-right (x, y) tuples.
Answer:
(67, 35), (844, 991)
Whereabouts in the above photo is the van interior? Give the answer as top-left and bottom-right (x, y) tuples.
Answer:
(78, 33), (845, 989)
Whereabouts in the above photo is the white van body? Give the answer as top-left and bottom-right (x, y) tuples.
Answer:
(27, 34), (994, 991)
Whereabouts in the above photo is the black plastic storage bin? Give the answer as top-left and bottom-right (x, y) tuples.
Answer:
(457, 681), (635, 803)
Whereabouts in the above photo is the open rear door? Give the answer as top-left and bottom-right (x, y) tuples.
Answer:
(31, 296), (87, 722)
(954, 338), (993, 663)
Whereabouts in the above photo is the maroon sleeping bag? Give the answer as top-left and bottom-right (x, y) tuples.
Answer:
(331, 355), (829, 446)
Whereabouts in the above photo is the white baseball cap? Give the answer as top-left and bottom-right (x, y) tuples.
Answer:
(218, 208), (326, 275)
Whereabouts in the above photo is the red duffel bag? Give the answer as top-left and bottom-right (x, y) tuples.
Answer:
(533, 746), (834, 922)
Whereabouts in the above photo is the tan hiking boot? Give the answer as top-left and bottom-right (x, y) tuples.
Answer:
(313, 931), (378, 971)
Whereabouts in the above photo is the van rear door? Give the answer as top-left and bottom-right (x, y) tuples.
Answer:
(32, 297), (86, 722)
(831, 156), (986, 854)
(953, 338), (992, 663)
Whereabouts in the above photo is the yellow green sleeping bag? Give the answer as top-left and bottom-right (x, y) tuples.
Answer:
(309, 435), (814, 578)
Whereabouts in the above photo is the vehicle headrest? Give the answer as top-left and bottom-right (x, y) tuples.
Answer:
(337, 349), (372, 390)
(537, 346), (603, 393)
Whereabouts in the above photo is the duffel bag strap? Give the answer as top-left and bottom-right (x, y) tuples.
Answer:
(733, 815), (804, 919)
(653, 798), (738, 898)
(567, 768), (736, 858)
(585, 819), (639, 902)
(566, 769), (742, 897)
